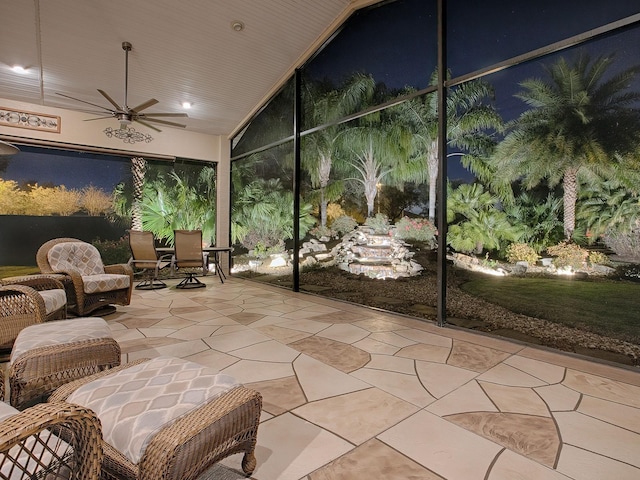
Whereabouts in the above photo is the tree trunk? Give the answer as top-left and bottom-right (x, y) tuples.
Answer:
(319, 153), (331, 227)
(131, 157), (147, 231)
(427, 140), (439, 222)
(563, 166), (579, 240)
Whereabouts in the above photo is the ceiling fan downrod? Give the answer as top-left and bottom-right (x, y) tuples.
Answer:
(122, 41), (132, 111)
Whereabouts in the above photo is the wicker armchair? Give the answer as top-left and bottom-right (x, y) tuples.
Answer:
(0, 400), (102, 479)
(1, 274), (67, 322)
(0, 283), (55, 352)
(36, 238), (133, 316)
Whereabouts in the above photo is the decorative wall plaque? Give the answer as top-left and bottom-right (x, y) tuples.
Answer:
(0, 107), (61, 133)
(104, 126), (153, 144)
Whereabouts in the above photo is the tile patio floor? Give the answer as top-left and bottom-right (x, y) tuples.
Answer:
(108, 276), (640, 480)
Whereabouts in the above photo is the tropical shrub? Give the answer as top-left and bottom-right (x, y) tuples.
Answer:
(326, 203), (347, 224)
(447, 183), (522, 255)
(364, 213), (390, 234)
(28, 184), (81, 216)
(602, 225), (640, 262)
(331, 215), (358, 236)
(80, 185), (113, 216)
(139, 170), (217, 246)
(0, 179), (27, 214)
(588, 251), (610, 266)
(309, 225), (334, 239)
(546, 241), (588, 270)
(505, 242), (540, 264)
(92, 237), (130, 264)
(232, 178), (315, 251)
(394, 217), (437, 247)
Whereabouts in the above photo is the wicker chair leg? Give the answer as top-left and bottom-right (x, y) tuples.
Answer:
(241, 452), (257, 475)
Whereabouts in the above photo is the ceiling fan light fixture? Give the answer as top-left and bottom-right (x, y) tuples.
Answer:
(117, 113), (132, 125)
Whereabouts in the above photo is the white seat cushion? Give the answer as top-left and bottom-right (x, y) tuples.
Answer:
(11, 317), (112, 363)
(38, 288), (66, 315)
(66, 356), (239, 464)
(82, 274), (130, 294)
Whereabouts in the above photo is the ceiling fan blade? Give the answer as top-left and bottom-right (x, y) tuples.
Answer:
(130, 98), (159, 113)
(141, 112), (189, 118)
(135, 118), (162, 132)
(97, 89), (123, 111)
(56, 93), (114, 112)
(141, 117), (187, 128)
(83, 116), (115, 121)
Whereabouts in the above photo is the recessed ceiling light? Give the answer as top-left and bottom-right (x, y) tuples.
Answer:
(181, 101), (192, 109)
(231, 21), (244, 32)
(11, 66), (28, 74)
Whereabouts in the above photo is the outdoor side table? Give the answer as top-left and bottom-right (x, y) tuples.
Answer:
(9, 317), (121, 409)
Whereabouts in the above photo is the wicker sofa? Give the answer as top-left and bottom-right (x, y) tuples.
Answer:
(36, 238), (133, 316)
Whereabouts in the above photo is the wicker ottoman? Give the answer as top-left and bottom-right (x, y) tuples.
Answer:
(49, 356), (263, 480)
(9, 317), (121, 409)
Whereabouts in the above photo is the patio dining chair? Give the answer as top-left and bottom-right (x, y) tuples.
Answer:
(127, 231), (172, 290)
(173, 230), (208, 289)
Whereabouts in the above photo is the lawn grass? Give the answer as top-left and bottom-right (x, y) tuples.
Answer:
(0, 266), (41, 278)
(460, 275), (640, 343)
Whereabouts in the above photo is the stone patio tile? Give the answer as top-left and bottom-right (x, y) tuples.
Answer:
(427, 380), (498, 417)
(250, 413), (353, 480)
(534, 384), (581, 411)
(309, 439), (443, 480)
(477, 363), (549, 387)
(577, 395), (640, 433)
(556, 444), (640, 480)
(378, 410), (502, 480)
(352, 367), (436, 407)
(480, 382), (551, 417)
(415, 361), (478, 399)
(230, 339), (300, 363)
(503, 355), (566, 384)
(294, 354), (370, 402)
(294, 388), (418, 445)
(488, 449), (571, 479)
(316, 323), (370, 344)
(562, 369), (640, 408)
(365, 353), (415, 374)
(554, 411), (640, 467)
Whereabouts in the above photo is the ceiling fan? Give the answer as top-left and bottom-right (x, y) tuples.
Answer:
(56, 41), (188, 132)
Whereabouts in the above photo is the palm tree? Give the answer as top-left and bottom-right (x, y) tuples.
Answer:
(491, 52), (640, 240)
(342, 113), (413, 217)
(303, 73), (376, 226)
(396, 71), (503, 222)
(130, 157), (147, 231)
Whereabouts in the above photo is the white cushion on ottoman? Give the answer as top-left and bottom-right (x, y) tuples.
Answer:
(65, 356), (239, 464)
(11, 317), (112, 363)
